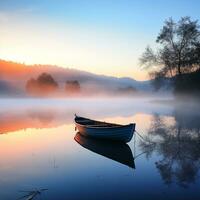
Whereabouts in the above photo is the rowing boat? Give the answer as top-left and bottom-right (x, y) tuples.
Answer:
(74, 115), (135, 143)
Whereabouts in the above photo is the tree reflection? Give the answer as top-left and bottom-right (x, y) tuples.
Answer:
(139, 107), (200, 188)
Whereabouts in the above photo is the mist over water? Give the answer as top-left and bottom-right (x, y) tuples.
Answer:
(0, 0), (200, 199)
(0, 97), (200, 200)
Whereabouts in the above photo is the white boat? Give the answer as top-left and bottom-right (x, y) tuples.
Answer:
(74, 115), (135, 143)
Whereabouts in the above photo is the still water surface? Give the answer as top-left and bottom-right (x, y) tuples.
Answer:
(0, 98), (200, 200)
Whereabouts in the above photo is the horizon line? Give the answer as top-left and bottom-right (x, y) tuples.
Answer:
(0, 58), (150, 81)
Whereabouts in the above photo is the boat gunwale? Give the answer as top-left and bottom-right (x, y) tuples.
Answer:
(75, 118), (135, 129)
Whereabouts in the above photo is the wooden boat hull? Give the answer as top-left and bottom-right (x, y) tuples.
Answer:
(75, 116), (135, 143)
(74, 133), (135, 168)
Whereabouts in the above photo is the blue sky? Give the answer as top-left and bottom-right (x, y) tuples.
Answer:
(0, 0), (199, 80)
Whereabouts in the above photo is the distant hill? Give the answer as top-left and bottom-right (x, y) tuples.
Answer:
(0, 60), (152, 96)
(0, 80), (24, 96)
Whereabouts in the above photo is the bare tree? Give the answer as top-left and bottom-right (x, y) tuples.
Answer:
(140, 17), (200, 80)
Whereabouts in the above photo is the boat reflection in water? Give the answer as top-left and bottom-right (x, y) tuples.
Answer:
(74, 133), (135, 168)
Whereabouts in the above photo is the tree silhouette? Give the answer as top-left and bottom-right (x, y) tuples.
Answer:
(37, 73), (58, 88)
(26, 73), (58, 96)
(140, 17), (200, 92)
(65, 80), (80, 95)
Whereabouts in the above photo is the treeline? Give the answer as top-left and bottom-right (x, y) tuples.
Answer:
(140, 16), (200, 98)
(174, 69), (200, 97)
(26, 73), (80, 96)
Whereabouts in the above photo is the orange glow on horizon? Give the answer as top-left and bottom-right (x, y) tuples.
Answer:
(0, 19), (148, 81)
(0, 58), (148, 81)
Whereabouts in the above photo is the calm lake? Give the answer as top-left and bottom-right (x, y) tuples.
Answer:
(0, 98), (200, 200)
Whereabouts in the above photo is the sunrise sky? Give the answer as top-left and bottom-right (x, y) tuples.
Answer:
(0, 0), (199, 80)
